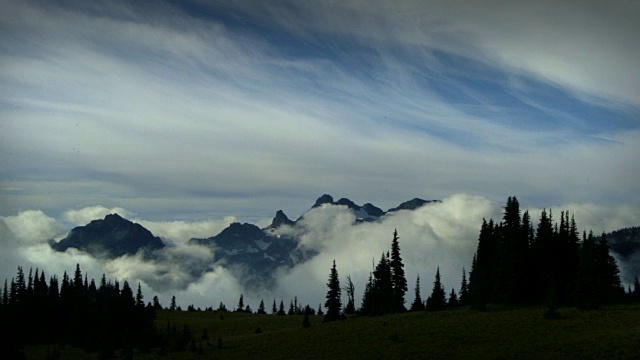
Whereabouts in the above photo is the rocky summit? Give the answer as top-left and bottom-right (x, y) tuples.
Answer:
(51, 213), (165, 258)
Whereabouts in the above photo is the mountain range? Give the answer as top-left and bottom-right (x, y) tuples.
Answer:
(50, 194), (439, 285)
(49, 195), (640, 286)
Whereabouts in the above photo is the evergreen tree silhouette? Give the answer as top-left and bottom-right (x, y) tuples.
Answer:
(459, 268), (469, 306)
(236, 294), (244, 312)
(447, 288), (459, 308)
(324, 260), (342, 322)
(410, 274), (425, 311)
(427, 267), (447, 311)
(390, 229), (408, 312)
(257, 299), (267, 314)
(136, 283), (144, 308)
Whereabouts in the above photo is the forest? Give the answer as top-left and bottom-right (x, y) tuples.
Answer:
(2, 196), (639, 359)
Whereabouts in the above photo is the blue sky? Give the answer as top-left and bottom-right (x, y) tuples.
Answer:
(1, 0), (639, 222)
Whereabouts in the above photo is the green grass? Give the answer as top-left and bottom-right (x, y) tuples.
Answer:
(25, 305), (640, 359)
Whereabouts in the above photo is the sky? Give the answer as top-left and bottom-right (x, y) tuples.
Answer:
(1, 0), (639, 308)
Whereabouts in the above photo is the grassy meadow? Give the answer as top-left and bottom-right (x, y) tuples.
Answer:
(26, 304), (640, 359)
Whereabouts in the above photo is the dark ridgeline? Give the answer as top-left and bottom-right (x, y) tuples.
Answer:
(0, 264), (160, 358)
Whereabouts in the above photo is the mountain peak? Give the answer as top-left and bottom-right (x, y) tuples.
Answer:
(267, 210), (294, 229)
(52, 214), (164, 258)
(388, 198), (436, 212)
(313, 194), (334, 208)
(336, 198), (358, 209)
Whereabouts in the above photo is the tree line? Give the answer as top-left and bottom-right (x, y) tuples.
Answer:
(0, 264), (161, 359)
(324, 196), (636, 321)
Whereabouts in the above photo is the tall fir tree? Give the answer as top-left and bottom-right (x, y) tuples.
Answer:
(360, 272), (374, 315)
(324, 260), (342, 322)
(459, 268), (469, 306)
(426, 267), (447, 311)
(410, 274), (425, 311)
(595, 232), (624, 305)
(470, 219), (496, 309)
(236, 294), (244, 312)
(575, 231), (598, 310)
(372, 252), (393, 315)
(390, 229), (408, 312)
(447, 288), (459, 308)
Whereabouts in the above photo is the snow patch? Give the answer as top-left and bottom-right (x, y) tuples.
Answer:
(113, 230), (129, 240)
(254, 238), (272, 251)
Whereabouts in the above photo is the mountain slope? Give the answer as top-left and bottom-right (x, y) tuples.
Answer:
(51, 213), (165, 258)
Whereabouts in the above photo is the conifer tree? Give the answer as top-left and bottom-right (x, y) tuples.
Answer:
(410, 274), (425, 311)
(121, 281), (135, 308)
(595, 232), (624, 304)
(277, 300), (286, 316)
(360, 272), (374, 315)
(448, 288), (459, 308)
(427, 267), (447, 311)
(288, 300), (295, 315)
(372, 252), (393, 315)
(470, 219), (496, 309)
(390, 229), (408, 312)
(324, 260), (342, 322)
(575, 231), (597, 310)
(257, 299), (266, 314)
(136, 283), (144, 308)
(459, 268), (469, 306)
(236, 294), (244, 312)
(272, 299), (277, 314)
(170, 295), (177, 311)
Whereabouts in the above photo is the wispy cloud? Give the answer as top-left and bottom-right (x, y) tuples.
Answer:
(1, 0), (638, 226)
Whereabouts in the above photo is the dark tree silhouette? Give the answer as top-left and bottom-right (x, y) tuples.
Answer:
(236, 294), (244, 312)
(257, 299), (267, 314)
(410, 274), (425, 311)
(447, 288), (459, 309)
(390, 229), (408, 312)
(426, 267), (447, 311)
(343, 274), (356, 315)
(277, 300), (286, 316)
(459, 268), (469, 306)
(324, 260), (342, 322)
